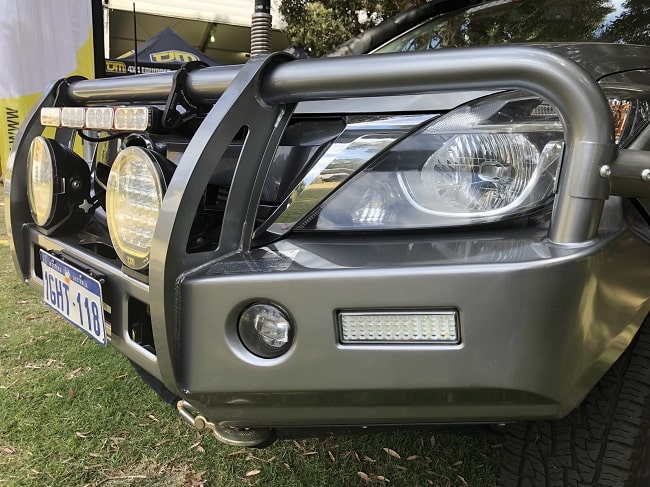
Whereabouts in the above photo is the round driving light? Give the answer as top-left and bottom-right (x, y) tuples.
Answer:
(27, 136), (92, 230)
(27, 136), (56, 226)
(106, 146), (167, 270)
(238, 303), (294, 358)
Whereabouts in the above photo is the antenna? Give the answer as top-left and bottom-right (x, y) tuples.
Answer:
(250, 0), (272, 56)
(132, 2), (138, 74)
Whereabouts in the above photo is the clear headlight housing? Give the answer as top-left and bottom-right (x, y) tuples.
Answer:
(298, 92), (565, 230)
(106, 146), (167, 270)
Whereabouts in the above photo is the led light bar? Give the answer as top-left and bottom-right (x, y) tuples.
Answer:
(40, 106), (152, 131)
(40, 107), (61, 127)
(61, 107), (85, 128)
(114, 107), (150, 131)
(85, 107), (114, 130)
(339, 310), (459, 344)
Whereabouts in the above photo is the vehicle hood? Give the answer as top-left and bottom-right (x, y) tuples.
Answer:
(297, 43), (650, 115)
(533, 43), (650, 80)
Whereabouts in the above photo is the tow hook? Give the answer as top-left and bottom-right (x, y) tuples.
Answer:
(176, 400), (274, 447)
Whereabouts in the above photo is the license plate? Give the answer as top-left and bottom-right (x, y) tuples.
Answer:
(40, 251), (106, 345)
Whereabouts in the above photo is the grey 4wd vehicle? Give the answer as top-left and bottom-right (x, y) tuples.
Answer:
(5, 0), (650, 484)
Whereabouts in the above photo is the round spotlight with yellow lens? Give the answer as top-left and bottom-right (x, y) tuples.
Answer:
(106, 146), (167, 270)
(27, 136), (91, 231)
(27, 137), (56, 226)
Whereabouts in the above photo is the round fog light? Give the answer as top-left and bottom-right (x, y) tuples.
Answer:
(238, 303), (293, 358)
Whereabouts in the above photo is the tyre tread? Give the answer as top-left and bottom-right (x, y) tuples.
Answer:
(500, 319), (650, 486)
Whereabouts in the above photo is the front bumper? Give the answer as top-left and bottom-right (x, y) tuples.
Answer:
(174, 205), (650, 427)
(12, 199), (650, 428)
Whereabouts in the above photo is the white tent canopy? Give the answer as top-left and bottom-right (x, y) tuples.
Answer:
(106, 1), (288, 65)
(107, 0), (286, 28)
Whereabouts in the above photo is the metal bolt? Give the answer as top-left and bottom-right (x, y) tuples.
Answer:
(71, 179), (82, 190)
(642, 169), (650, 182)
(599, 165), (612, 178)
(194, 416), (206, 430)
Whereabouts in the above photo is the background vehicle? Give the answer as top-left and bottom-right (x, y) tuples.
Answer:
(5, 0), (650, 484)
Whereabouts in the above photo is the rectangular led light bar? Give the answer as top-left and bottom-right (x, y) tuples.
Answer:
(61, 107), (85, 128)
(85, 107), (114, 130)
(338, 309), (460, 344)
(40, 106), (152, 131)
(40, 107), (61, 127)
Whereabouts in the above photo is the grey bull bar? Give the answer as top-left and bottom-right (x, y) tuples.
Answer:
(7, 47), (650, 395)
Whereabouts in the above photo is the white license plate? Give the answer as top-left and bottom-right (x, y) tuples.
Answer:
(40, 251), (106, 345)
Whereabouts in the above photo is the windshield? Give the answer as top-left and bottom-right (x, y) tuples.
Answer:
(374, 0), (649, 53)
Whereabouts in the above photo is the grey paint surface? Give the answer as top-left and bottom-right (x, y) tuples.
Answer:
(174, 200), (650, 425)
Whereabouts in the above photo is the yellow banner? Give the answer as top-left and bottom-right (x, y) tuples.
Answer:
(0, 93), (40, 179)
(0, 1), (96, 177)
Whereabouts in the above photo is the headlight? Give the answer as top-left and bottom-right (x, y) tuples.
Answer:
(265, 115), (431, 235)
(297, 92), (565, 230)
(27, 136), (91, 230)
(106, 146), (167, 270)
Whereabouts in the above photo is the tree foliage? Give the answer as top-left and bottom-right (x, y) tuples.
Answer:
(279, 0), (420, 56)
(279, 0), (649, 57)
(385, 0), (614, 50)
(601, 0), (650, 45)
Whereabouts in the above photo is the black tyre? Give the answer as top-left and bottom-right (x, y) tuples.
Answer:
(500, 318), (650, 486)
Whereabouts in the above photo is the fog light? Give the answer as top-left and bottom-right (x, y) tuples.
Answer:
(238, 303), (294, 358)
(339, 310), (459, 344)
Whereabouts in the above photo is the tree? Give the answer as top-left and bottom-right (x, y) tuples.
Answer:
(279, 0), (420, 56)
(601, 0), (650, 45)
(279, 0), (649, 57)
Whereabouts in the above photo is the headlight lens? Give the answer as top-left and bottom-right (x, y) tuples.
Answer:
(265, 115), (432, 236)
(106, 146), (167, 270)
(298, 92), (564, 230)
(402, 132), (562, 217)
(27, 136), (56, 226)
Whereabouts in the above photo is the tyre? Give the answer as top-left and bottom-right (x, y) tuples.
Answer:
(500, 317), (650, 486)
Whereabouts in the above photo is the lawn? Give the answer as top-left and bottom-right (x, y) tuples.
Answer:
(0, 187), (500, 486)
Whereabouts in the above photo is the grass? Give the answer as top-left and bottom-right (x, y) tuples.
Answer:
(276, 182), (335, 223)
(0, 188), (500, 486)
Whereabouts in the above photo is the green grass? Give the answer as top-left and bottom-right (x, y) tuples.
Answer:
(0, 189), (500, 486)
(276, 183), (334, 223)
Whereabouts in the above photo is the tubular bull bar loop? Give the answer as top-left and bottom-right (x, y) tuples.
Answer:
(29, 48), (619, 390)
(67, 47), (617, 245)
